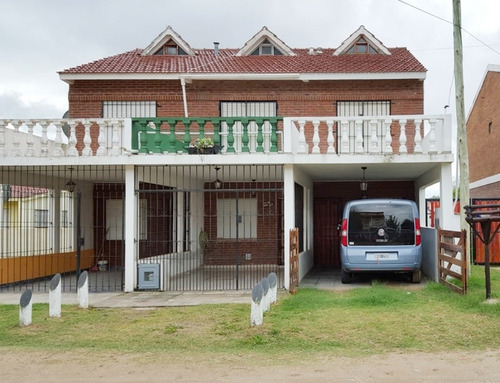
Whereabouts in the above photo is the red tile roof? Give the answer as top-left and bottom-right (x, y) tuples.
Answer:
(60, 47), (426, 76)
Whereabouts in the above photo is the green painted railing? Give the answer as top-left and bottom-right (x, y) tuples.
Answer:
(131, 117), (282, 154)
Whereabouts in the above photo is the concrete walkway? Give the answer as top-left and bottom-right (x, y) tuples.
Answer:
(0, 290), (256, 308)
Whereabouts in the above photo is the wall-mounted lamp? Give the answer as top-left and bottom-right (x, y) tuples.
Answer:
(214, 167), (222, 189)
(251, 179), (256, 197)
(360, 166), (368, 197)
(65, 167), (76, 193)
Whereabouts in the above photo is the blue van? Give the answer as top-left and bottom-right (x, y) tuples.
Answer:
(340, 199), (422, 283)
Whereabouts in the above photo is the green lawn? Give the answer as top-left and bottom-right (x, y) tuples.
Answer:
(1, 266), (499, 358)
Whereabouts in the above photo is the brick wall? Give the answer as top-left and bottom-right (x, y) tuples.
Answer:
(471, 181), (500, 199)
(68, 79), (424, 118)
(467, 71), (500, 183)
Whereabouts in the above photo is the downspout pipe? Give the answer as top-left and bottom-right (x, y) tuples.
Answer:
(180, 77), (189, 117)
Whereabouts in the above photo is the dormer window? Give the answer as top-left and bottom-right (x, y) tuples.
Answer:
(346, 37), (378, 54)
(250, 39), (283, 56)
(154, 40), (188, 56)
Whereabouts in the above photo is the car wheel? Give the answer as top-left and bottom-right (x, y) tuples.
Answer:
(341, 269), (352, 284)
(411, 270), (421, 283)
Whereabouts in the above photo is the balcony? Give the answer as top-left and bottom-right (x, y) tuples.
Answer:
(0, 114), (451, 161)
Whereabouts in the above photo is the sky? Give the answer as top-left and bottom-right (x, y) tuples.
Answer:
(0, 0), (499, 121)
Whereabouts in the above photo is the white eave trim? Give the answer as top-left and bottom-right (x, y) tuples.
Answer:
(470, 173), (500, 189)
(59, 71), (425, 83)
(466, 64), (500, 123)
(59, 73), (302, 83)
(299, 72), (426, 81)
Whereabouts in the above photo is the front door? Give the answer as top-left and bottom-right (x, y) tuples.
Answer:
(313, 198), (342, 267)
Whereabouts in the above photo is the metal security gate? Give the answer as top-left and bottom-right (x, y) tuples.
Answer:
(0, 165), (125, 293)
(135, 165), (284, 291)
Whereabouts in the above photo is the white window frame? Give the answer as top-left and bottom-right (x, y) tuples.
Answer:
(217, 198), (257, 239)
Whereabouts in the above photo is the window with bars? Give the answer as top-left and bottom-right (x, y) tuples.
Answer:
(34, 209), (49, 228)
(336, 101), (391, 117)
(220, 101), (277, 117)
(102, 101), (157, 118)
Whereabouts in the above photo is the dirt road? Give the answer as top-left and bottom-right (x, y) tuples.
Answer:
(1, 349), (500, 382)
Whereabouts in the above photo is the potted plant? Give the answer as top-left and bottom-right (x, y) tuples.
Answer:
(188, 137), (222, 154)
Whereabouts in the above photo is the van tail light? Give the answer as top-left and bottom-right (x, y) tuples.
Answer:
(341, 219), (348, 247)
(415, 218), (421, 246)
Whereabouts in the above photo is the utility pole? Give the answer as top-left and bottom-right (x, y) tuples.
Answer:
(453, 0), (470, 269)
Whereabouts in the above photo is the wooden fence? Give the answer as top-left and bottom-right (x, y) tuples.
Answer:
(289, 228), (299, 294)
(0, 249), (94, 285)
(437, 228), (467, 294)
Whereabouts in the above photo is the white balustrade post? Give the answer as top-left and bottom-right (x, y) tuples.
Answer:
(428, 119), (437, 154)
(19, 289), (33, 326)
(414, 119), (423, 153)
(49, 273), (62, 318)
(40, 121), (49, 157)
(12, 121), (21, 157)
(96, 120), (107, 156)
(399, 119), (408, 154)
(111, 120), (122, 156)
(326, 120), (336, 154)
(25, 121), (35, 157)
(355, 120), (364, 154)
(53, 121), (65, 157)
(297, 120), (308, 154)
(0, 120), (6, 156)
(67, 121), (79, 157)
(82, 121), (92, 156)
(369, 120), (379, 153)
(340, 120), (349, 154)
(383, 119), (393, 154)
(77, 271), (89, 309)
(312, 120), (320, 154)
(250, 283), (264, 326)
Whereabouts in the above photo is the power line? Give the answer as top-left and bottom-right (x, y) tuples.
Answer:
(397, 0), (500, 56)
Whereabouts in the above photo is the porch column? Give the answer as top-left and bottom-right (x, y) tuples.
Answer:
(124, 165), (136, 292)
(283, 164), (295, 290)
(439, 162), (453, 229)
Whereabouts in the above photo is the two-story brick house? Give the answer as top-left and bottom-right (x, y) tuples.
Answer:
(467, 64), (500, 198)
(0, 25), (454, 293)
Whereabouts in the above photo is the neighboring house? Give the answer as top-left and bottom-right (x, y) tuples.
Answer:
(467, 64), (500, 198)
(0, 25), (454, 292)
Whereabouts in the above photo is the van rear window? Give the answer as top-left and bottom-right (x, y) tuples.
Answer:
(348, 203), (415, 246)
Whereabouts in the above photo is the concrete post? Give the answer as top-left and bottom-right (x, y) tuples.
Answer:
(19, 289), (32, 326)
(49, 273), (62, 318)
(250, 283), (263, 326)
(260, 277), (270, 312)
(268, 272), (278, 304)
(77, 271), (89, 309)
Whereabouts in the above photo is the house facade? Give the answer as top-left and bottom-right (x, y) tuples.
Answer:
(467, 64), (500, 198)
(0, 26), (454, 292)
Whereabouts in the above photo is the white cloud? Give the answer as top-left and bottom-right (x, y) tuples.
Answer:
(0, 91), (65, 119)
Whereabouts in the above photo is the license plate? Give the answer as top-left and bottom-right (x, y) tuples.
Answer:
(366, 253), (397, 261)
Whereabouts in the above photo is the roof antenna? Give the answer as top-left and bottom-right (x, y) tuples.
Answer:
(213, 42), (220, 56)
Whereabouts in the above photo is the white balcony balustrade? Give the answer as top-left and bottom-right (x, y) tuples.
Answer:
(0, 119), (130, 158)
(283, 114), (451, 156)
(0, 114), (451, 159)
